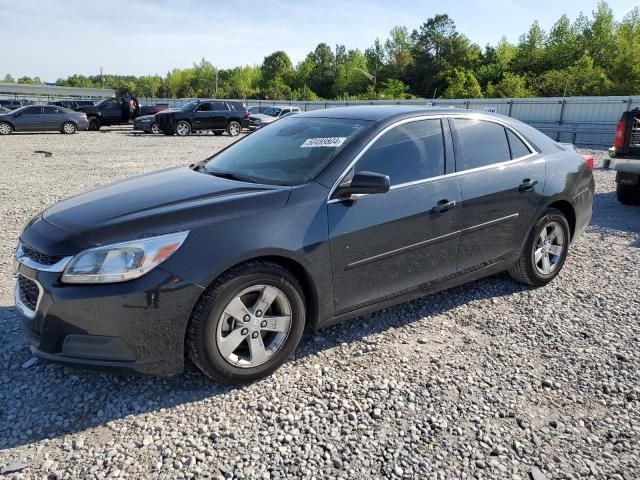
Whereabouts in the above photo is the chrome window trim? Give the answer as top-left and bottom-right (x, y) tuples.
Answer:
(327, 113), (539, 204)
(15, 274), (43, 319)
(15, 243), (73, 273)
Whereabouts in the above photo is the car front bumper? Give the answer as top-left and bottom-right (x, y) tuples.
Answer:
(133, 120), (154, 131)
(15, 260), (204, 375)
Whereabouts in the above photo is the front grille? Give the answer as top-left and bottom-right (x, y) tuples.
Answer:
(21, 244), (64, 266)
(18, 275), (40, 312)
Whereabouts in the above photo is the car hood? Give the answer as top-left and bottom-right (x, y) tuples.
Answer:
(135, 114), (155, 121)
(75, 105), (98, 114)
(27, 167), (290, 254)
(250, 114), (277, 123)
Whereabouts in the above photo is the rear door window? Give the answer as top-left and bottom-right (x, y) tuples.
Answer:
(355, 119), (445, 186)
(453, 119), (511, 171)
(212, 102), (228, 111)
(506, 129), (531, 159)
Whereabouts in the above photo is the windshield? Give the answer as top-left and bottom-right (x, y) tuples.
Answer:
(180, 101), (198, 112)
(203, 117), (370, 185)
(263, 107), (281, 117)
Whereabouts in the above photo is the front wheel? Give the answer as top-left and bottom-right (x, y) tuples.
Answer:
(0, 121), (13, 135)
(616, 183), (640, 205)
(187, 262), (306, 384)
(226, 121), (241, 136)
(175, 120), (191, 136)
(62, 121), (77, 134)
(150, 122), (160, 135)
(88, 117), (101, 131)
(509, 208), (570, 287)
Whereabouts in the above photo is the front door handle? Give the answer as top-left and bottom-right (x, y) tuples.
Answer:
(518, 179), (538, 192)
(431, 199), (456, 214)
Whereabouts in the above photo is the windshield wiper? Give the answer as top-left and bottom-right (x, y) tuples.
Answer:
(206, 169), (257, 184)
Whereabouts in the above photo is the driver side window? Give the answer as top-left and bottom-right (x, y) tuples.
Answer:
(355, 119), (445, 186)
(196, 103), (213, 112)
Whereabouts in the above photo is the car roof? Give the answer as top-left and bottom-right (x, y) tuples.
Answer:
(296, 105), (466, 121)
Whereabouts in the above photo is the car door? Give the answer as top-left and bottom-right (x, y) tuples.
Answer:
(211, 101), (230, 130)
(193, 102), (214, 130)
(12, 106), (41, 131)
(328, 118), (462, 315)
(450, 117), (545, 273)
(41, 106), (65, 130)
(100, 98), (123, 123)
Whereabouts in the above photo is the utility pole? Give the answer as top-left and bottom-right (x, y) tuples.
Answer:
(215, 70), (219, 97)
(100, 66), (104, 87)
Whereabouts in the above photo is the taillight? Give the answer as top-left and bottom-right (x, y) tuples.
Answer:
(581, 154), (594, 171)
(614, 119), (626, 148)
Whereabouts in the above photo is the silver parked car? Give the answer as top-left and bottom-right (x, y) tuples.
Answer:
(249, 105), (300, 129)
(0, 105), (90, 135)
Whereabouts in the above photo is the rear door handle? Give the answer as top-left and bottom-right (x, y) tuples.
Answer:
(431, 199), (456, 214)
(518, 179), (538, 192)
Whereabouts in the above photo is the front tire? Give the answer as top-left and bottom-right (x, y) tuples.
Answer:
(616, 183), (640, 205)
(62, 121), (77, 134)
(88, 117), (101, 131)
(226, 121), (241, 137)
(150, 122), (160, 135)
(0, 121), (13, 135)
(509, 208), (570, 287)
(175, 120), (191, 136)
(187, 262), (306, 384)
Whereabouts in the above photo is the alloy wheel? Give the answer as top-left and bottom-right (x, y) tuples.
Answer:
(533, 221), (565, 275)
(63, 122), (76, 134)
(216, 284), (292, 368)
(151, 123), (160, 134)
(0, 122), (12, 135)
(176, 121), (190, 136)
(228, 122), (240, 136)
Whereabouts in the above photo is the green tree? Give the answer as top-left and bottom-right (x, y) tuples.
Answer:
(441, 69), (482, 98)
(536, 56), (612, 96)
(2, 74), (15, 83)
(307, 43), (335, 98)
(485, 72), (532, 98)
(379, 78), (409, 99)
(261, 51), (293, 85)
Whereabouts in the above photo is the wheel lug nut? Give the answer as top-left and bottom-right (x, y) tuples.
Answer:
(251, 332), (259, 339)
(241, 328), (248, 335)
(243, 314), (250, 322)
(255, 310), (263, 317)
(261, 320), (267, 328)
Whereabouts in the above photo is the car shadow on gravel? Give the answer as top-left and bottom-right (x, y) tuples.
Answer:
(589, 192), (640, 235)
(1, 273), (530, 451)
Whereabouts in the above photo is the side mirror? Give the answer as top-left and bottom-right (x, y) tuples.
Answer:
(334, 171), (390, 199)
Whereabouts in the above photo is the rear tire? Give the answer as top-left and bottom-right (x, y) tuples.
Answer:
(187, 261), (306, 384)
(175, 120), (191, 136)
(0, 121), (13, 135)
(226, 121), (241, 136)
(509, 208), (570, 287)
(61, 122), (76, 134)
(88, 117), (101, 131)
(616, 183), (640, 205)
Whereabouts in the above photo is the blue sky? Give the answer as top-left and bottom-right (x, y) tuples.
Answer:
(0, 0), (637, 81)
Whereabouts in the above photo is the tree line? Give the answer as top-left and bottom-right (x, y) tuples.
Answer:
(3, 2), (639, 100)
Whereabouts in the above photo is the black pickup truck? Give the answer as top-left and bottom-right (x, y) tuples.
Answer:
(155, 100), (249, 136)
(609, 108), (640, 204)
(76, 97), (156, 130)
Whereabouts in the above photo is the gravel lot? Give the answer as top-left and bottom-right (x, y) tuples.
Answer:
(0, 127), (639, 480)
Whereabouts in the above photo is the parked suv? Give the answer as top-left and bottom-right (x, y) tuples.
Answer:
(609, 109), (640, 204)
(156, 100), (249, 136)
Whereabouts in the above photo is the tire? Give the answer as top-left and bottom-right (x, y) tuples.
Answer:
(187, 261), (306, 384)
(61, 121), (77, 134)
(616, 183), (640, 205)
(0, 121), (13, 135)
(509, 208), (571, 287)
(226, 120), (241, 137)
(88, 117), (101, 131)
(175, 120), (191, 136)
(150, 122), (160, 135)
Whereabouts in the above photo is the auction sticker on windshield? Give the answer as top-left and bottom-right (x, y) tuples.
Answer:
(301, 137), (347, 148)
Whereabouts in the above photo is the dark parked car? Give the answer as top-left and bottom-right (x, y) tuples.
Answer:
(75, 96), (155, 130)
(0, 99), (24, 110)
(0, 105), (89, 134)
(156, 100), (249, 136)
(132, 113), (162, 134)
(609, 108), (640, 204)
(48, 99), (95, 110)
(14, 106), (594, 383)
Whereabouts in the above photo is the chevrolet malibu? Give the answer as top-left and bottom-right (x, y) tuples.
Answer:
(14, 106), (594, 384)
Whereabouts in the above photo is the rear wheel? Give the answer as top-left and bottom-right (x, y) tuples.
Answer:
(509, 208), (570, 287)
(226, 121), (241, 137)
(616, 183), (640, 205)
(188, 261), (306, 384)
(0, 122), (13, 135)
(88, 117), (101, 131)
(61, 122), (76, 134)
(175, 121), (191, 136)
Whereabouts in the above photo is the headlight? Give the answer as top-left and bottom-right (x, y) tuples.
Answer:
(62, 231), (189, 284)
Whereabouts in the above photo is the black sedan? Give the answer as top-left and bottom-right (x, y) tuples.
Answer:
(14, 106), (594, 383)
(0, 105), (89, 135)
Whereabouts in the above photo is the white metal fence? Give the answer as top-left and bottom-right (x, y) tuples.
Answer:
(3, 93), (639, 146)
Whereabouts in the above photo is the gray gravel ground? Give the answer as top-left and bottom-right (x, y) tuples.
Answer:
(0, 128), (639, 480)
